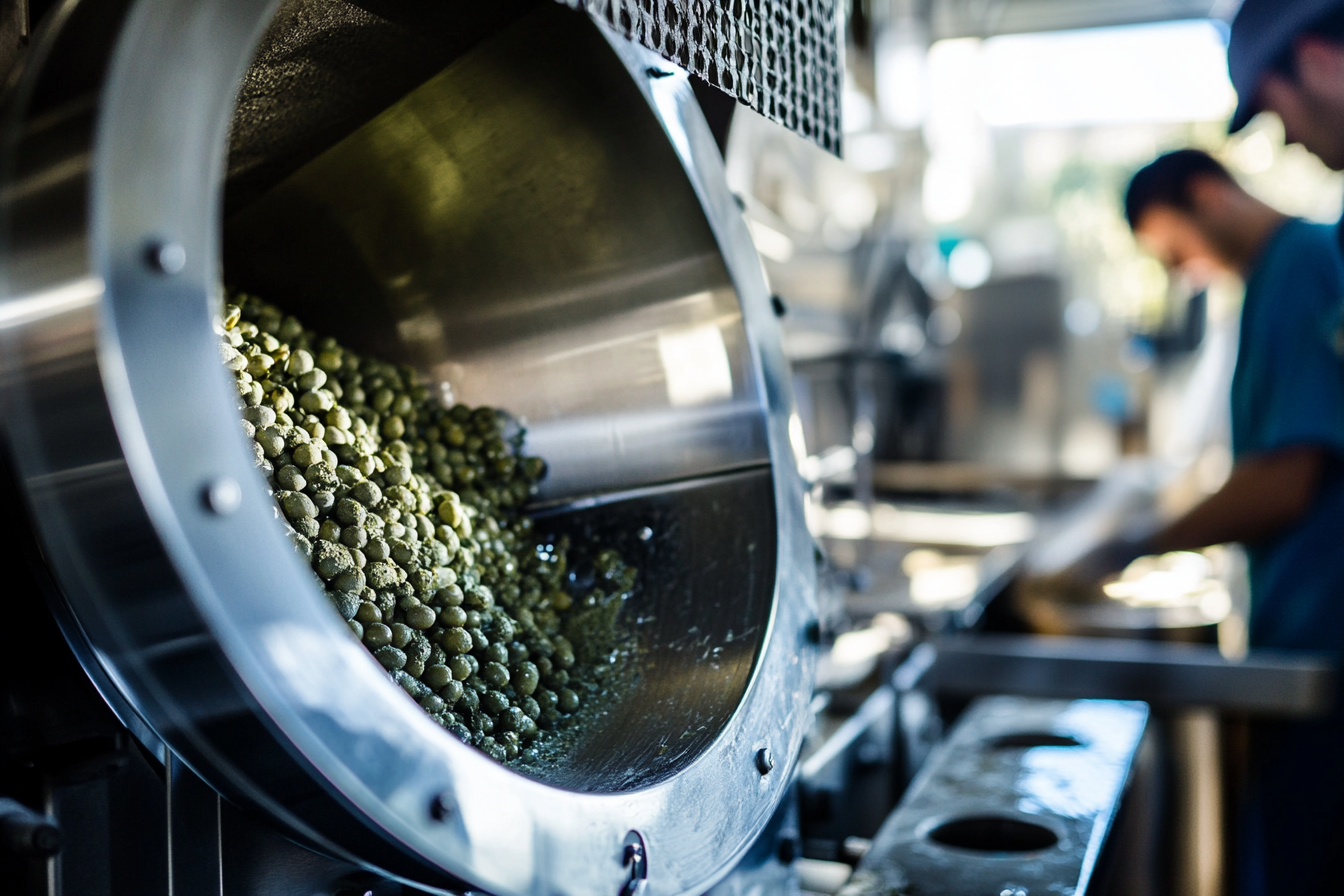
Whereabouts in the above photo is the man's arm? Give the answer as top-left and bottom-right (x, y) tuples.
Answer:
(1151, 445), (1326, 552)
(1068, 445), (1327, 580)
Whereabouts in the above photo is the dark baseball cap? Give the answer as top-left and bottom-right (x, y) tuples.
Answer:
(1228, 0), (1344, 132)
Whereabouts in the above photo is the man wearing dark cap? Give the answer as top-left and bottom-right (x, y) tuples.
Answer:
(1228, 0), (1344, 172)
(1111, 148), (1344, 896)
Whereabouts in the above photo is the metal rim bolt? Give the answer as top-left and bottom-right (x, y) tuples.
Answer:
(145, 240), (186, 274)
(755, 747), (774, 775)
(202, 477), (241, 515)
(428, 792), (452, 822)
(620, 830), (648, 895)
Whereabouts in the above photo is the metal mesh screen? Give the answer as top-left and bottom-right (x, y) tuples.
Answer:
(558, 0), (842, 154)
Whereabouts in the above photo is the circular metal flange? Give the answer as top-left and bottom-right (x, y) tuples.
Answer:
(0, 1), (817, 894)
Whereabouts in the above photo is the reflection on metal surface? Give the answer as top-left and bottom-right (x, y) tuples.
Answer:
(816, 500), (1037, 547)
(818, 614), (913, 690)
(658, 321), (734, 406)
(0, 277), (102, 330)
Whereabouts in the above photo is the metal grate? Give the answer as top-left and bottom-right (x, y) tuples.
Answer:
(559, 0), (842, 154)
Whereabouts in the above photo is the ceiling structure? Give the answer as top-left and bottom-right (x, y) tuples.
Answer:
(929, 0), (1241, 39)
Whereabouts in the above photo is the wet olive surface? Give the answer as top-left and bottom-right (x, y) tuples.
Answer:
(220, 293), (635, 766)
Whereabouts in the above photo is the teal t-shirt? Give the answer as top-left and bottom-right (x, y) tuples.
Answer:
(1231, 218), (1344, 654)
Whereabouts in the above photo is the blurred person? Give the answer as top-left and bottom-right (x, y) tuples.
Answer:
(1095, 149), (1344, 896)
(1228, 1), (1344, 173)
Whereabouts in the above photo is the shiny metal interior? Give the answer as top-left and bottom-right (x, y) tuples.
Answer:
(0, 0), (816, 892)
(224, 0), (776, 791)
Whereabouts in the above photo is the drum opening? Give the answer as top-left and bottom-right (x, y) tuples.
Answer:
(216, 0), (777, 791)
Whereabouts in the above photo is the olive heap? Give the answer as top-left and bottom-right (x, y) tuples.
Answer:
(218, 292), (636, 764)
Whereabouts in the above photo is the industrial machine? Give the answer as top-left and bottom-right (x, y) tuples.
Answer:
(0, 1), (817, 893)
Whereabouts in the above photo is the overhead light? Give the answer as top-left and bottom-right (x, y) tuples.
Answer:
(972, 20), (1235, 127)
(876, 30), (928, 129)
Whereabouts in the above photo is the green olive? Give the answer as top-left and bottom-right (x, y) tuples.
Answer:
(422, 664), (452, 689)
(406, 604), (437, 630)
(281, 491), (317, 522)
(447, 655), (473, 681)
(299, 368), (327, 390)
(349, 480), (382, 507)
(334, 497), (366, 527)
(435, 584), (464, 607)
(481, 662), (510, 688)
(440, 627), (473, 655)
(514, 661), (540, 696)
(557, 688), (580, 713)
(363, 623), (393, 649)
(330, 569), (364, 594)
(375, 646), (406, 671)
(481, 690), (510, 715)
(329, 590), (360, 621)
(340, 525), (368, 550)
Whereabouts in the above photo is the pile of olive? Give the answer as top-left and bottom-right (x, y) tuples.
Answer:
(219, 293), (628, 763)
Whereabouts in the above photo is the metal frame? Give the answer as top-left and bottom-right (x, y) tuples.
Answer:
(0, 1), (817, 893)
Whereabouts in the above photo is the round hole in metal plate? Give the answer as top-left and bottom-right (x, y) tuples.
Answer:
(928, 816), (1059, 853)
(987, 732), (1084, 749)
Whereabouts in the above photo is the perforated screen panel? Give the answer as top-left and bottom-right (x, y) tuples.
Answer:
(559, 0), (842, 154)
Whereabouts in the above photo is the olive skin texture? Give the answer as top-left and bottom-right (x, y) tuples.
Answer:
(223, 294), (634, 764)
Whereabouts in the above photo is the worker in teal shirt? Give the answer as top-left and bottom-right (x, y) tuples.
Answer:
(1090, 148), (1344, 896)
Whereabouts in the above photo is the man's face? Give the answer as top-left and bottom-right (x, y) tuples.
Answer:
(1257, 38), (1344, 171)
(1133, 206), (1229, 286)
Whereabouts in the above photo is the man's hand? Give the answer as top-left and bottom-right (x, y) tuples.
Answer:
(1067, 529), (1156, 584)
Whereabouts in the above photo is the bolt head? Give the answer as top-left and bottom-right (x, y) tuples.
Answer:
(755, 747), (775, 775)
(202, 478), (241, 515)
(428, 792), (452, 822)
(146, 240), (186, 274)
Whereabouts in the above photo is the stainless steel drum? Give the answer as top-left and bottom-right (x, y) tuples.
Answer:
(0, 1), (817, 893)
